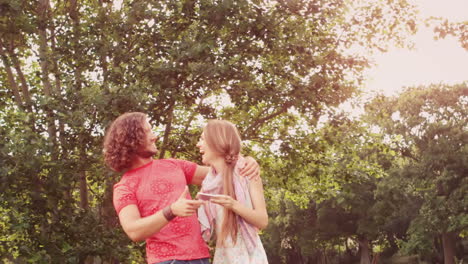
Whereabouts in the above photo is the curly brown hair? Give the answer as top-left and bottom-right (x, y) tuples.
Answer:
(103, 112), (148, 172)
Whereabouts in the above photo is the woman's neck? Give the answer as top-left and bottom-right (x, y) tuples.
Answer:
(210, 158), (226, 175)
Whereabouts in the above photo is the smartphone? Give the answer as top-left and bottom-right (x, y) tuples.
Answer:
(197, 192), (223, 201)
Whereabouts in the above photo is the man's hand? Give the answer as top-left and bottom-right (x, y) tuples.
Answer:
(170, 186), (204, 217)
(240, 156), (260, 181)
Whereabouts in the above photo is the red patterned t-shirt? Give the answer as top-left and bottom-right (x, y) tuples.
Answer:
(113, 159), (210, 264)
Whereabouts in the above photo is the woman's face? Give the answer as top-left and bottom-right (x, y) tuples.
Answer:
(196, 132), (217, 165)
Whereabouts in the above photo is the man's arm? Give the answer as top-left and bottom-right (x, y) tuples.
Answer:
(191, 156), (261, 186)
(118, 187), (203, 242)
(191, 165), (210, 186)
(118, 204), (169, 242)
(240, 156), (261, 181)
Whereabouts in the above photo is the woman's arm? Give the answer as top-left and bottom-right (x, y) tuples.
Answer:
(211, 178), (268, 229)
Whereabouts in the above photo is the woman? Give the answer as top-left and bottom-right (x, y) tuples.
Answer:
(196, 120), (269, 264)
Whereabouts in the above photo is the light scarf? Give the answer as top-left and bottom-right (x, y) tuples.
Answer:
(198, 156), (258, 254)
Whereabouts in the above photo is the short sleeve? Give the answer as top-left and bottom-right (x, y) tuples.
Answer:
(113, 180), (137, 215)
(168, 159), (197, 184)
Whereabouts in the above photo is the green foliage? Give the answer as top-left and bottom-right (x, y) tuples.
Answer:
(365, 83), (468, 262)
(0, 0), (438, 263)
(257, 114), (401, 262)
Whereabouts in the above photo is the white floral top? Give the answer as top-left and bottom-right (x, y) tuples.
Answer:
(212, 212), (269, 264)
(199, 169), (269, 264)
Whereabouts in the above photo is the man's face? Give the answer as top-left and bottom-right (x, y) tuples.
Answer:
(137, 120), (159, 158)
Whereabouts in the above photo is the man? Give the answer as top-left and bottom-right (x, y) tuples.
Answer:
(103, 112), (259, 264)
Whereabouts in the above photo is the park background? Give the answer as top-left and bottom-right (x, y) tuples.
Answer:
(0, 0), (467, 263)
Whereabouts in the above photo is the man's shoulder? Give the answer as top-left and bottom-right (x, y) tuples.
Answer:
(114, 172), (140, 189)
(156, 159), (197, 179)
(114, 160), (156, 187)
(123, 160), (155, 175)
(151, 159), (181, 172)
(157, 158), (195, 167)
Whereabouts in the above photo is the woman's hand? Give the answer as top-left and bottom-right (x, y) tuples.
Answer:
(210, 195), (239, 210)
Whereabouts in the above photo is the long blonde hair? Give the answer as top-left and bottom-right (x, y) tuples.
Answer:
(203, 120), (242, 244)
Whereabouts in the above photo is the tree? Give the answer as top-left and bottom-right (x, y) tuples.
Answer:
(365, 83), (468, 263)
(259, 114), (398, 264)
(1, 0), (418, 262)
(428, 18), (468, 50)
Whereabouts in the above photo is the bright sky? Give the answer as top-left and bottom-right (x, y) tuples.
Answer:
(364, 0), (468, 96)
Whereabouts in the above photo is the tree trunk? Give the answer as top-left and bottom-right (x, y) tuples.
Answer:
(96, 5), (109, 86)
(0, 45), (23, 108)
(37, 13), (53, 97)
(50, 25), (61, 95)
(286, 245), (304, 264)
(37, 0), (58, 146)
(10, 53), (32, 106)
(159, 101), (175, 159)
(79, 171), (89, 210)
(386, 232), (399, 255)
(243, 101), (292, 138)
(70, 0), (83, 88)
(319, 250), (329, 264)
(69, 0), (91, 216)
(441, 232), (455, 264)
(371, 253), (380, 264)
(358, 237), (372, 264)
(101, 179), (120, 227)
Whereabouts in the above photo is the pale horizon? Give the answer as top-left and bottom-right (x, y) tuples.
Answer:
(364, 0), (468, 96)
